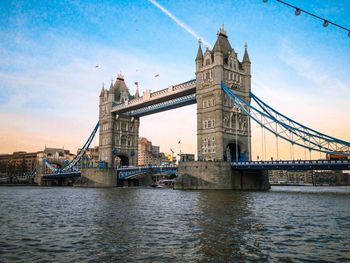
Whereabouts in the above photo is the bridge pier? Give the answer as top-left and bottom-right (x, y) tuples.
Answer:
(175, 161), (270, 190)
(75, 168), (117, 187)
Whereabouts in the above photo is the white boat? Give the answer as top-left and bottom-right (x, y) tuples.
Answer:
(151, 179), (175, 188)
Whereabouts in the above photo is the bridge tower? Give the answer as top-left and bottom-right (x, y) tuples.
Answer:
(196, 26), (251, 162)
(99, 74), (139, 168)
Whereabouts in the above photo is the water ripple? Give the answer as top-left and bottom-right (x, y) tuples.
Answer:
(0, 186), (349, 262)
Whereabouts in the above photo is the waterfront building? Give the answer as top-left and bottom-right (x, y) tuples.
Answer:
(0, 147), (76, 182)
(269, 170), (350, 185)
(314, 171), (350, 186)
(0, 151), (37, 178)
(268, 170), (288, 184)
(269, 170), (313, 184)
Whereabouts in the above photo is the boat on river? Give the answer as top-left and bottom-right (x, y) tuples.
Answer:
(151, 179), (175, 188)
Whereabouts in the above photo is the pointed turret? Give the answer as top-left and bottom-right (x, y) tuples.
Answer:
(134, 82), (140, 98)
(114, 73), (130, 103)
(212, 25), (232, 54)
(242, 43), (251, 93)
(243, 43), (251, 64)
(99, 83), (105, 97)
(196, 40), (203, 71)
(196, 40), (203, 61)
(109, 79), (115, 95)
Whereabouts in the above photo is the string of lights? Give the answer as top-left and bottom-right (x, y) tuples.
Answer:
(263, 0), (350, 37)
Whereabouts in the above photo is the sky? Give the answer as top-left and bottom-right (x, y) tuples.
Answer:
(0, 0), (349, 160)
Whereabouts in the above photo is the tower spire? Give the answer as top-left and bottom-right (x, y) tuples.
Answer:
(213, 25), (231, 53)
(243, 42), (250, 63)
(99, 82), (105, 97)
(196, 39), (203, 61)
(134, 82), (140, 98)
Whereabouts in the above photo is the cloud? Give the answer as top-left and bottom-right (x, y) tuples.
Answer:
(0, 35), (196, 154)
(278, 38), (350, 97)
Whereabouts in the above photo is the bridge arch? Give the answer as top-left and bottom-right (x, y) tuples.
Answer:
(115, 155), (129, 167)
(225, 142), (248, 162)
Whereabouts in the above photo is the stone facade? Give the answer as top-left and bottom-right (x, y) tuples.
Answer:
(99, 74), (139, 168)
(78, 168), (117, 187)
(175, 161), (270, 190)
(195, 26), (252, 162)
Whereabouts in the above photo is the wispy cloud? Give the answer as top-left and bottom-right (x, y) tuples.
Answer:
(278, 38), (350, 96)
(147, 0), (211, 47)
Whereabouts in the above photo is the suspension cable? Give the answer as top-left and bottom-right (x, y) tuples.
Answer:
(221, 83), (350, 157)
(235, 112), (238, 162)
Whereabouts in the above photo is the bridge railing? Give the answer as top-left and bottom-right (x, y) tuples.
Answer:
(232, 159), (349, 165)
(117, 165), (178, 180)
(127, 97), (144, 105)
(150, 87), (171, 98)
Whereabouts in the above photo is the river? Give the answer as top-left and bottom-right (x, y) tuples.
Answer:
(0, 186), (349, 262)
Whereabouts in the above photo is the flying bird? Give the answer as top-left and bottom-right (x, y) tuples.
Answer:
(154, 74), (159, 78)
(95, 65), (99, 68)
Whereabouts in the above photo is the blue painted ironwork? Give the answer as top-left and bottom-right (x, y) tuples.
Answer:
(126, 94), (196, 117)
(231, 159), (350, 171)
(44, 122), (100, 174)
(250, 92), (350, 152)
(118, 165), (178, 180)
(42, 171), (81, 180)
(221, 82), (350, 157)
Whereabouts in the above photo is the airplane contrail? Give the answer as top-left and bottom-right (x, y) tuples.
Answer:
(147, 0), (211, 48)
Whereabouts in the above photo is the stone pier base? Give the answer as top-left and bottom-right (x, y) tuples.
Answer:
(174, 161), (270, 190)
(75, 168), (117, 187)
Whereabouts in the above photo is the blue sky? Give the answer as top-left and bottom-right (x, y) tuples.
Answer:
(0, 0), (349, 159)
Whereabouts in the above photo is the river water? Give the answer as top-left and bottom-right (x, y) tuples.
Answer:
(0, 186), (349, 262)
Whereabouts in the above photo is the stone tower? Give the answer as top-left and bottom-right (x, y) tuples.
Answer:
(99, 74), (139, 167)
(196, 26), (252, 162)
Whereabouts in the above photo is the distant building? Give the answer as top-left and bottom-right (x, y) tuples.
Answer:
(179, 154), (195, 162)
(152, 145), (160, 155)
(77, 146), (99, 168)
(314, 171), (350, 186)
(268, 170), (288, 184)
(0, 151), (37, 178)
(269, 170), (350, 185)
(138, 137), (154, 166)
(36, 147), (75, 174)
(269, 170), (313, 184)
(137, 137), (172, 166)
(0, 147), (77, 182)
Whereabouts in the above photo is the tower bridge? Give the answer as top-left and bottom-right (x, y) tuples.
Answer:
(99, 26), (253, 170)
(38, 26), (350, 189)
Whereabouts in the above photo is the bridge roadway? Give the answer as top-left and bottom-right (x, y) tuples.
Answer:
(231, 159), (350, 171)
(111, 79), (196, 117)
(42, 171), (81, 180)
(41, 160), (349, 180)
